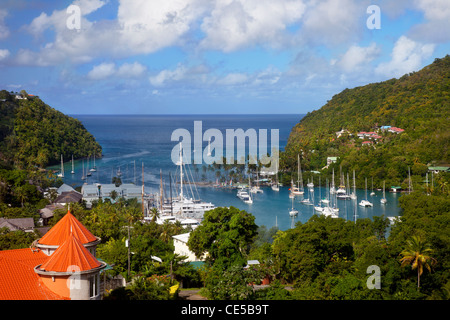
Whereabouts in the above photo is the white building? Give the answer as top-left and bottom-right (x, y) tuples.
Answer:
(172, 233), (207, 262)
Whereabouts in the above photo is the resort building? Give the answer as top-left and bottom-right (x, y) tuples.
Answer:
(81, 183), (153, 207)
(0, 210), (106, 300)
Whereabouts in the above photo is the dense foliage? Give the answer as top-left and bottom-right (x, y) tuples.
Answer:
(0, 90), (102, 169)
(281, 55), (450, 190)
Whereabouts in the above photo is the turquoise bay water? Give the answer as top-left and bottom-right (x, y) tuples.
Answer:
(51, 114), (401, 230)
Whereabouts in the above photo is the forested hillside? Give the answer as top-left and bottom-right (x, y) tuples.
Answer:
(282, 55), (450, 190)
(0, 90), (102, 169)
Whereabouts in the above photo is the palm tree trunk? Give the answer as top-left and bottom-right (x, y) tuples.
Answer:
(417, 268), (420, 288)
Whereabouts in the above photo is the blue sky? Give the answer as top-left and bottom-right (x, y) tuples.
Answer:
(0, 0), (449, 115)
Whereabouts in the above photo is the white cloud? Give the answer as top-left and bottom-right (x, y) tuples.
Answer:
(200, 0), (305, 52)
(375, 36), (435, 78)
(0, 49), (10, 61)
(217, 72), (248, 85)
(337, 43), (380, 72)
(408, 0), (450, 43)
(0, 9), (10, 40)
(87, 62), (116, 80)
(301, 0), (366, 46)
(116, 62), (147, 78)
(117, 0), (208, 54)
(149, 64), (188, 87)
(87, 61), (147, 80)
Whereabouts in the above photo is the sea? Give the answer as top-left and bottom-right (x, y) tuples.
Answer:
(49, 114), (401, 231)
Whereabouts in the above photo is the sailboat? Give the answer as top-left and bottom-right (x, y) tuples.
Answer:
(71, 155), (75, 174)
(291, 154), (304, 195)
(350, 170), (357, 199)
(301, 178), (313, 205)
(380, 180), (387, 204)
(314, 176), (324, 213)
(271, 159), (280, 191)
(289, 195), (298, 217)
(251, 171), (263, 194)
(86, 156), (92, 177)
(166, 142), (216, 219)
(370, 177), (375, 196)
(359, 177), (373, 207)
(57, 155), (64, 178)
(90, 154), (97, 172)
(81, 159), (86, 180)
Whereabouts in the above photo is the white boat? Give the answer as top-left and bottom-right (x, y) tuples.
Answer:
(314, 206), (324, 213)
(81, 159), (86, 180)
(301, 198), (313, 205)
(164, 143), (216, 219)
(90, 154), (97, 172)
(381, 180), (387, 204)
(71, 155), (75, 174)
(291, 154), (304, 195)
(271, 159), (280, 191)
(350, 170), (357, 199)
(289, 196), (298, 217)
(57, 155), (64, 178)
(359, 199), (373, 207)
(359, 177), (373, 207)
(322, 206), (338, 218)
(370, 177), (375, 196)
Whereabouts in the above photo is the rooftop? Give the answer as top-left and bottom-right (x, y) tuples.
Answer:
(0, 249), (66, 300)
(38, 211), (98, 246)
(38, 234), (102, 273)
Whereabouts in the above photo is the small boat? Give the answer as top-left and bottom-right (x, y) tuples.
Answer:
(380, 180), (387, 204)
(322, 206), (338, 218)
(90, 154), (97, 172)
(359, 178), (373, 207)
(359, 199), (373, 207)
(71, 155), (75, 174)
(57, 155), (64, 178)
(271, 160), (280, 191)
(289, 196), (298, 217)
(370, 177), (375, 196)
(291, 154), (304, 195)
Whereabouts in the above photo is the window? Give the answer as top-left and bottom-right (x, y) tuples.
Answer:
(89, 274), (98, 298)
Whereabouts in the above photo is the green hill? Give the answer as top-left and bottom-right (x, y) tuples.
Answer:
(0, 90), (102, 169)
(282, 55), (450, 191)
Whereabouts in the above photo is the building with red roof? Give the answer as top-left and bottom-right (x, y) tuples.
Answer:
(0, 210), (106, 300)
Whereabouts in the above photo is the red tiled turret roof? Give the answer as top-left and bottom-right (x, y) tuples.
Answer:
(38, 211), (97, 246)
(39, 234), (102, 273)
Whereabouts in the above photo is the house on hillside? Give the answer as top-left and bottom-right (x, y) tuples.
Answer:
(0, 217), (35, 232)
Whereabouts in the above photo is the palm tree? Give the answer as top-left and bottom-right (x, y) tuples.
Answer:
(149, 207), (159, 223)
(399, 235), (437, 288)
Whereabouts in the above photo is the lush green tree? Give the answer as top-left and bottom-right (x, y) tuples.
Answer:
(188, 206), (258, 268)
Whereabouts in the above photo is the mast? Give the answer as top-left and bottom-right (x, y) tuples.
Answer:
(60, 154), (64, 178)
(179, 142), (184, 200)
(298, 154), (303, 192)
(71, 155), (75, 174)
(141, 162), (144, 215)
(160, 169), (163, 214)
(169, 172), (173, 215)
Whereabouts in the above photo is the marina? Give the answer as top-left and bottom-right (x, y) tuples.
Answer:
(47, 114), (402, 231)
